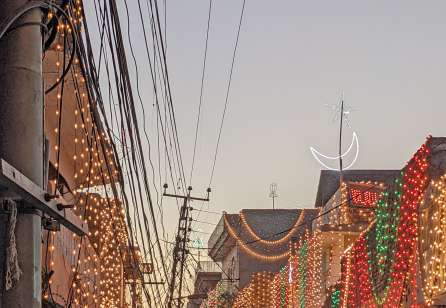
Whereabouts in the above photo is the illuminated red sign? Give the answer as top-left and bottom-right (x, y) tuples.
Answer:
(348, 182), (385, 208)
(350, 189), (377, 207)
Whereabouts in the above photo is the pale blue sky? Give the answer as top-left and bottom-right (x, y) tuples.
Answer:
(85, 0), (446, 243)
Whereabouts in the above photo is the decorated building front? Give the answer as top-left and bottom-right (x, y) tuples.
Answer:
(199, 136), (446, 308)
(200, 209), (318, 307)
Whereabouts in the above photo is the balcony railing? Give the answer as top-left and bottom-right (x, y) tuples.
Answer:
(196, 261), (222, 273)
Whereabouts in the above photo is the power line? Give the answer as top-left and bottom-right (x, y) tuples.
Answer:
(192, 219), (218, 226)
(208, 0), (246, 188)
(193, 0), (247, 229)
(189, 0), (213, 186)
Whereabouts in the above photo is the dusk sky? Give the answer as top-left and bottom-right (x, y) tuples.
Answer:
(85, 1), (446, 243)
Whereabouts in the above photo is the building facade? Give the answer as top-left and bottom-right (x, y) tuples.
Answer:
(198, 136), (446, 308)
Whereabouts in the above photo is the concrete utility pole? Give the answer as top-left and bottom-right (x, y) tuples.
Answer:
(0, 0), (44, 307)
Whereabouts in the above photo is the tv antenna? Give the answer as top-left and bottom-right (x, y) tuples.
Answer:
(270, 183), (278, 209)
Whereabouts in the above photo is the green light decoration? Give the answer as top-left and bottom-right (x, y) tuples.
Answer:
(366, 186), (399, 305)
(366, 150), (426, 306)
(296, 240), (309, 308)
(194, 229), (204, 247)
(339, 141), (429, 308)
(200, 280), (236, 308)
(331, 290), (341, 308)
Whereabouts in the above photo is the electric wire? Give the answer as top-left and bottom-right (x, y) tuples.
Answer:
(189, 0), (213, 186)
(192, 0), (247, 230)
(208, 0), (246, 188)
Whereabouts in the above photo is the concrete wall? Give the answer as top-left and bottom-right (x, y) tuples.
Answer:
(321, 189), (341, 226)
(221, 245), (239, 288)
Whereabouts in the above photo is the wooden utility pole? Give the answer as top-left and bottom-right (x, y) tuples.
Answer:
(165, 185), (209, 308)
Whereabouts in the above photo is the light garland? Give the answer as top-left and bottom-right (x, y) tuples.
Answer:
(332, 289), (342, 308)
(339, 140), (430, 308)
(231, 284), (253, 308)
(226, 138), (439, 308)
(224, 213), (291, 260)
(369, 145), (427, 306)
(419, 174), (446, 305)
(239, 209), (305, 245)
(200, 280), (236, 308)
(295, 234), (310, 308)
(340, 247), (352, 308)
(308, 216), (323, 308)
(42, 1), (142, 306)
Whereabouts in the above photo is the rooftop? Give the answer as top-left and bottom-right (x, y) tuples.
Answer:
(314, 170), (399, 207)
(208, 208), (319, 261)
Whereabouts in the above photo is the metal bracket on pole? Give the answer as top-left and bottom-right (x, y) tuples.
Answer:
(42, 217), (60, 232)
(0, 158), (88, 236)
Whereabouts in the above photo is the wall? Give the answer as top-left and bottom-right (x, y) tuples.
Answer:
(321, 190), (341, 226)
(238, 247), (290, 290)
(221, 243), (239, 289)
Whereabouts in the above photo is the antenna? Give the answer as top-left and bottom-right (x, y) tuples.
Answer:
(269, 183), (278, 209)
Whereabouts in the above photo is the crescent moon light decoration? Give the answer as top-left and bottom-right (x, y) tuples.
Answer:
(310, 93), (359, 171)
(310, 132), (359, 171)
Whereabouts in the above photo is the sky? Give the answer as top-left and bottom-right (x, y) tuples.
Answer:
(84, 1), (446, 248)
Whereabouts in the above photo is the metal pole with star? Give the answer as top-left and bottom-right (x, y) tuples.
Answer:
(325, 93), (358, 187)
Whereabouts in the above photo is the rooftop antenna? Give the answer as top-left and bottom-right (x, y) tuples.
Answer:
(325, 93), (357, 188)
(270, 183), (278, 209)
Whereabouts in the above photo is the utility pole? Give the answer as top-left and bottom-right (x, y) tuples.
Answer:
(0, 3), (86, 307)
(164, 185), (210, 308)
(0, 2), (44, 307)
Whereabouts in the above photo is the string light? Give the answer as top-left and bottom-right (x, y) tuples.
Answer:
(42, 1), (141, 306)
(239, 210), (305, 245)
(219, 138), (434, 308)
(223, 213), (291, 260)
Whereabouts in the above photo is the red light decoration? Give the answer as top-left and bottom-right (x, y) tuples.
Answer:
(217, 139), (434, 308)
(350, 189), (378, 207)
(339, 142), (428, 308)
(348, 182), (386, 208)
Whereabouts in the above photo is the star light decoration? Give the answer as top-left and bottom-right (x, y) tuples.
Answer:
(325, 93), (358, 128)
